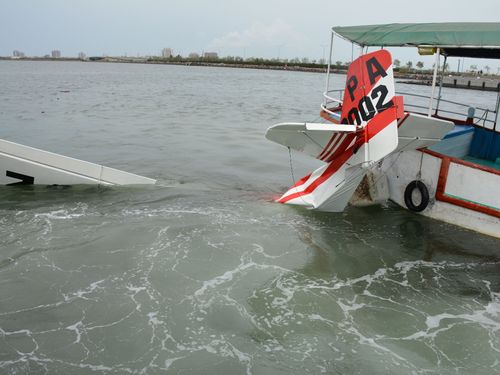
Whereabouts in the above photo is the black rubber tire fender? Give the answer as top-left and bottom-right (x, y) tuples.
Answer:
(404, 180), (430, 212)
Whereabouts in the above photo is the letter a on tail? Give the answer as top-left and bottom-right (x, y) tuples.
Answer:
(272, 50), (401, 211)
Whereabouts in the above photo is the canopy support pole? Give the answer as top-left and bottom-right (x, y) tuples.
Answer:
(494, 90), (499, 131)
(435, 54), (447, 115)
(428, 48), (440, 117)
(324, 31), (335, 106)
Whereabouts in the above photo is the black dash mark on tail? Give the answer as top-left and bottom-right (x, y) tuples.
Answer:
(6, 171), (35, 185)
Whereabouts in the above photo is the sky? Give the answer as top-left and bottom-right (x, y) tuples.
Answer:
(1, 0), (499, 71)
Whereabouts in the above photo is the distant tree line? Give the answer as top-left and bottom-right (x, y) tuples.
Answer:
(144, 55), (496, 76)
(147, 55), (348, 69)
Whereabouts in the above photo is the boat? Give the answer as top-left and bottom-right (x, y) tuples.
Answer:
(266, 23), (500, 238)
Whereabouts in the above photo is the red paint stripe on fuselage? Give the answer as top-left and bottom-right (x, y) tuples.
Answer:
(278, 147), (355, 204)
(324, 134), (356, 163)
(318, 133), (340, 160)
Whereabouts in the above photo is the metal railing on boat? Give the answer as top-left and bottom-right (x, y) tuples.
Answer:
(321, 89), (499, 132)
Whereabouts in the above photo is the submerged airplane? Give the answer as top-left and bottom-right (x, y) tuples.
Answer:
(267, 49), (453, 212)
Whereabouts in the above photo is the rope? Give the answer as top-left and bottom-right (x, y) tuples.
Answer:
(288, 147), (296, 186)
(301, 131), (324, 149)
(417, 151), (424, 180)
(287, 147), (309, 206)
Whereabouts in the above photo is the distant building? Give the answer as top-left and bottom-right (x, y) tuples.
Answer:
(203, 52), (218, 59)
(51, 50), (61, 58)
(78, 52), (86, 59)
(162, 48), (173, 58)
(12, 50), (25, 57)
(188, 52), (200, 59)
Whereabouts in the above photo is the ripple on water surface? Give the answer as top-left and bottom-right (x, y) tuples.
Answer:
(0, 185), (498, 374)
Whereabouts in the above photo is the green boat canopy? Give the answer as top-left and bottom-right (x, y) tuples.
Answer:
(332, 23), (500, 59)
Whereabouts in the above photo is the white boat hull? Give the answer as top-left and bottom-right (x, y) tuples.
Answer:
(376, 149), (500, 238)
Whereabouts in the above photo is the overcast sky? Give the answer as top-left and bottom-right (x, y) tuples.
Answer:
(1, 0), (499, 71)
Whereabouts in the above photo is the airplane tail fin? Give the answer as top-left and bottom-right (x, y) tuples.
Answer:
(276, 50), (402, 211)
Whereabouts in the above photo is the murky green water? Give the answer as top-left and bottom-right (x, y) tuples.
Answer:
(0, 61), (499, 374)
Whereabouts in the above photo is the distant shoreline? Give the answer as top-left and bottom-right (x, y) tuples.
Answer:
(0, 56), (337, 74)
(2, 56), (499, 91)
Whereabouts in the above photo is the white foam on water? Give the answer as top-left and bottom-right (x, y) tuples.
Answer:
(65, 321), (83, 344)
(194, 261), (257, 297)
(252, 243), (281, 259)
(34, 203), (88, 221)
(164, 356), (184, 370)
(63, 279), (105, 301)
(147, 311), (162, 326)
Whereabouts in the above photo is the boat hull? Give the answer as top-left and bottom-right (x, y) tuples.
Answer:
(376, 149), (500, 238)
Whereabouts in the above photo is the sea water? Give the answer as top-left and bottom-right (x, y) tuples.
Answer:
(0, 61), (499, 374)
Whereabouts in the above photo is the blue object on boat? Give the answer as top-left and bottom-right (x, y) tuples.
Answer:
(469, 127), (500, 161)
(442, 125), (474, 139)
(327, 111), (341, 122)
(429, 125), (474, 158)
